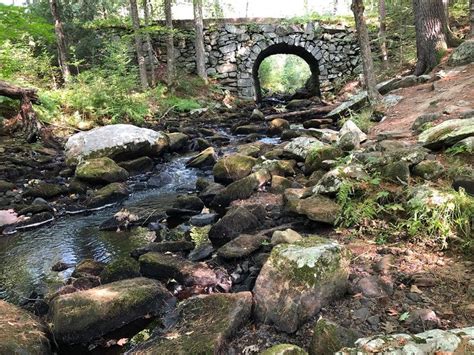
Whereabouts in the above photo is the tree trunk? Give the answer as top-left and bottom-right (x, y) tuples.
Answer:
(442, 0), (461, 47)
(164, 0), (175, 87)
(0, 81), (41, 142)
(351, 0), (381, 104)
(193, 0), (207, 82)
(378, 0), (388, 68)
(413, 0), (447, 75)
(470, 0), (474, 38)
(130, 0), (149, 90)
(49, 0), (70, 84)
(143, 0), (156, 87)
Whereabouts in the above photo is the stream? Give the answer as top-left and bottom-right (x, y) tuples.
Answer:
(0, 156), (202, 304)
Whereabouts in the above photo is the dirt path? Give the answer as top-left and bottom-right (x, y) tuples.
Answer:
(370, 63), (474, 140)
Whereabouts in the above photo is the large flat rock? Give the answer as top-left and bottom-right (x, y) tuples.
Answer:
(48, 277), (175, 344)
(65, 124), (168, 165)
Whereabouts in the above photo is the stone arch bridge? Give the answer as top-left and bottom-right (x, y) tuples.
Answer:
(150, 18), (361, 102)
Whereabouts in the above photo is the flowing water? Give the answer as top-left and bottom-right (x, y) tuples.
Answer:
(0, 156), (202, 304)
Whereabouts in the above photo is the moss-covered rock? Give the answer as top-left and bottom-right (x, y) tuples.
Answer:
(213, 154), (257, 184)
(448, 39), (474, 66)
(237, 141), (270, 157)
(118, 156), (154, 174)
(76, 157), (129, 183)
(72, 258), (105, 278)
(0, 179), (14, 193)
(305, 146), (343, 174)
(166, 195), (204, 216)
(48, 277), (175, 344)
(412, 160), (444, 180)
(85, 182), (129, 208)
(254, 159), (296, 176)
(253, 237), (349, 333)
(0, 300), (51, 354)
(285, 194), (341, 225)
(128, 292), (252, 354)
(271, 229), (303, 245)
(309, 318), (360, 355)
(186, 147), (217, 168)
(217, 233), (268, 259)
(418, 118), (474, 149)
(383, 161), (410, 183)
(100, 257), (140, 284)
(284, 137), (326, 161)
(211, 169), (271, 208)
(23, 182), (66, 199)
(262, 344), (308, 355)
(271, 176), (303, 193)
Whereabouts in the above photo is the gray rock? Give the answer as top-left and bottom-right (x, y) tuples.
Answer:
(253, 237), (349, 333)
(309, 318), (360, 355)
(217, 233), (268, 259)
(419, 118), (474, 149)
(448, 39), (474, 66)
(186, 147), (217, 168)
(271, 229), (303, 245)
(65, 124), (168, 166)
(339, 119), (367, 143)
(76, 157), (129, 183)
(285, 194), (341, 225)
(284, 137), (326, 161)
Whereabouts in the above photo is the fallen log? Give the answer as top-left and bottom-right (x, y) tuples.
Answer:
(264, 105), (336, 122)
(0, 81), (39, 104)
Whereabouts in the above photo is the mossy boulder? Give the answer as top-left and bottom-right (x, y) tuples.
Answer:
(237, 141), (270, 157)
(186, 147), (217, 168)
(166, 195), (204, 216)
(128, 292), (252, 354)
(48, 277), (175, 344)
(271, 176), (303, 193)
(418, 118), (474, 149)
(253, 237), (349, 333)
(167, 132), (189, 152)
(213, 154), (257, 184)
(448, 39), (474, 66)
(65, 124), (169, 166)
(412, 160), (444, 180)
(262, 344), (308, 355)
(309, 318), (360, 355)
(305, 146), (343, 174)
(286, 99), (311, 110)
(285, 194), (341, 225)
(383, 161), (410, 183)
(72, 258), (105, 278)
(271, 229), (303, 245)
(76, 157), (129, 183)
(217, 233), (268, 259)
(253, 159), (296, 176)
(0, 300), (51, 354)
(85, 182), (129, 208)
(100, 257), (140, 284)
(0, 179), (14, 193)
(211, 169), (271, 208)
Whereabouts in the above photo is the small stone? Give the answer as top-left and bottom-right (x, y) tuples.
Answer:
(271, 229), (303, 245)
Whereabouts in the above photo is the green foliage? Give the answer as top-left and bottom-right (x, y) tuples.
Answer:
(339, 108), (375, 133)
(0, 4), (53, 44)
(162, 96), (202, 113)
(445, 145), (471, 156)
(259, 54), (311, 95)
(190, 226), (211, 247)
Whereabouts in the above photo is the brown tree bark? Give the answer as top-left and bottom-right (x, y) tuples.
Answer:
(143, 0), (156, 87)
(130, 0), (149, 90)
(470, 0), (474, 38)
(49, 0), (70, 84)
(193, 0), (207, 82)
(413, 0), (447, 75)
(378, 0), (388, 68)
(351, 0), (382, 104)
(164, 0), (175, 87)
(0, 81), (41, 142)
(442, 0), (461, 47)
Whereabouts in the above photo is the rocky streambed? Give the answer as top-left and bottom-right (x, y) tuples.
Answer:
(0, 95), (473, 354)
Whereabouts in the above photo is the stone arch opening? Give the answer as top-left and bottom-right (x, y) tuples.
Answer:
(252, 42), (321, 103)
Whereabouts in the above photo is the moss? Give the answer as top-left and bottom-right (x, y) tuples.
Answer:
(261, 344), (308, 355)
(100, 257), (140, 284)
(212, 154), (257, 183)
(305, 146), (343, 174)
(76, 157), (129, 183)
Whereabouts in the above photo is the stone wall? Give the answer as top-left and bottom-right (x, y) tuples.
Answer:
(147, 19), (361, 99)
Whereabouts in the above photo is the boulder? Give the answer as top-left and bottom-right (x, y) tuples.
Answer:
(233, 124), (264, 135)
(312, 165), (369, 196)
(412, 160), (444, 180)
(418, 118), (474, 149)
(211, 170), (271, 208)
(336, 327), (474, 354)
(23, 182), (66, 199)
(326, 91), (368, 119)
(383, 161), (410, 183)
(338, 131), (360, 151)
(48, 277), (175, 344)
(237, 141), (270, 157)
(0, 300), (51, 354)
(0, 179), (14, 193)
(128, 292), (252, 354)
(76, 157), (129, 183)
(271, 229), (303, 245)
(453, 175), (474, 195)
(305, 146), (343, 174)
(65, 124), (168, 166)
(139, 252), (229, 290)
(186, 147), (217, 168)
(303, 118), (333, 129)
(284, 137), (326, 161)
(339, 119), (367, 143)
(166, 195), (204, 217)
(309, 318), (360, 355)
(268, 118), (290, 135)
(253, 159), (296, 176)
(198, 182), (226, 205)
(253, 237), (349, 333)
(285, 194), (341, 225)
(251, 108), (265, 120)
(448, 39), (474, 66)
(217, 234), (268, 259)
(72, 259), (105, 278)
(118, 156), (154, 174)
(167, 132), (189, 152)
(100, 257), (140, 284)
(208, 205), (266, 247)
(262, 344), (308, 355)
(286, 99), (312, 110)
(85, 182), (129, 208)
(412, 112), (442, 132)
(213, 154), (257, 184)
(270, 176), (303, 193)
